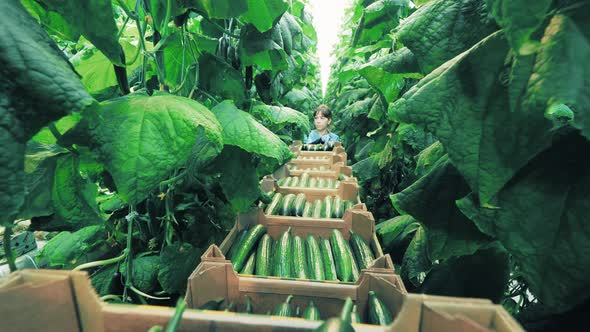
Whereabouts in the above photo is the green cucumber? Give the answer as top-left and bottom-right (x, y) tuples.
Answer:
(344, 200), (355, 211)
(293, 193), (307, 217)
(290, 176), (300, 187)
(345, 241), (360, 282)
(308, 177), (318, 188)
(240, 251), (256, 274)
(277, 177), (288, 186)
(306, 235), (325, 280)
(198, 297), (224, 310)
(315, 318), (354, 332)
(302, 300), (321, 320)
(324, 196), (334, 218)
(292, 235), (309, 279)
(302, 201), (313, 218)
(340, 297), (354, 323)
(244, 295), (253, 314)
(281, 194), (297, 216)
(259, 191), (275, 209)
(319, 166), (328, 171)
(319, 237), (338, 281)
(334, 180), (340, 189)
(349, 231), (376, 270)
(326, 178), (334, 189)
(295, 305), (301, 317)
(255, 234), (272, 276)
(231, 224), (266, 272)
(351, 305), (361, 324)
(223, 301), (235, 312)
(274, 227), (293, 278)
(226, 227), (249, 260)
(330, 230), (353, 282)
(332, 196), (343, 218)
(368, 291), (393, 325)
(300, 172), (310, 187)
(264, 193), (283, 215)
(317, 178), (327, 188)
(273, 295), (294, 317)
(312, 199), (323, 219)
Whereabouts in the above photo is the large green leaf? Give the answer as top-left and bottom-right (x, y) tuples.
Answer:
(353, 0), (410, 46)
(1, 0), (94, 226)
(158, 242), (203, 294)
(31, 114), (82, 145)
(391, 155), (492, 261)
(121, 255), (160, 293)
(352, 155), (381, 182)
(400, 226), (431, 287)
(39, 0), (123, 65)
(485, 0), (552, 55)
(239, 24), (289, 71)
(71, 40), (140, 95)
(36, 225), (111, 269)
(523, 12), (590, 141)
(414, 141), (445, 177)
(90, 265), (119, 297)
(251, 104), (310, 135)
(391, 32), (554, 204)
(161, 32), (198, 95)
(189, 0), (248, 19)
(198, 53), (245, 103)
(397, 0), (499, 74)
(457, 132), (590, 312)
(211, 100), (293, 165)
(240, 0), (289, 33)
(376, 214), (420, 256)
(358, 47), (423, 103)
(70, 94), (223, 204)
(20, 0), (80, 41)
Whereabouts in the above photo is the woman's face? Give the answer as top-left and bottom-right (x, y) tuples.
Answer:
(314, 112), (331, 131)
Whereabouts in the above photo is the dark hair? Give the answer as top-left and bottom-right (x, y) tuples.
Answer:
(313, 105), (332, 119)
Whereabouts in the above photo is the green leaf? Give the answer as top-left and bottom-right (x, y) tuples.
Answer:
(353, 0), (410, 46)
(419, 242), (509, 302)
(212, 100), (293, 166)
(20, 0), (80, 41)
(280, 87), (319, 114)
(158, 242), (203, 294)
(71, 40), (140, 95)
(358, 47), (423, 103)
(523, 12), (590, 141)
(240, 24), (289, 71)
(414, 141), (445, 177)
(397, 0), (499, 74)
(391, 31), (554, 204)
(376, 215), (420, 255)
(391, 155), (492, 261)
(36, 225), (111, 269)
(456, 133), (590, 312)
(161, 32), (198, 95)
(121, 255), (160, 293)
(189, 0), (248, 19)
(1, 0), (94, 226)
(71, 94), (223, 204)
(198, 53), (245, 103)
(39, 0), (123, 65)
(352, 155), (381, 182)
(31, 114), (82, 145)
(485, 0), (552, 55)
(251, 104), (310, 136)
(90, 265), (119, 297)
(240, 0), (289, 33)
(400, 226), (431, 287)
(213, 146), (262, 211)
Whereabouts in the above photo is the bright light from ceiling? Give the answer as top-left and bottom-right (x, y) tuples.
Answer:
(308, 0), (352, 97)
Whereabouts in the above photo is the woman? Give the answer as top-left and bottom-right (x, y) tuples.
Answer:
(305, 105), (340, 144)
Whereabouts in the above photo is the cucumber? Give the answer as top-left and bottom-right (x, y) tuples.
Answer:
(281, 193), (297, 216)
(255, 234), (272, 276)
(345, 241), (360, 281)
(264, 193), (283, 215)
(306, 235), (325, 280)
(292, 235), (309, 279)
(351, 305), (361, 324)
(290, 176), (300, 187)
(223, 301), (235, 312)
(273, 295), (294, 317)
(300, 172), (310, 187)
(324, 196), (334, 218)
(317, 178), (327, 188)
(274, 227), (293, 278)
(244, 295), (253, 314)
(330, 230), (353, 282)
(315, 318), (354, 332)
(282, 177), (292, 187)
(198, 297), (224, 310)
(312, 199), (323, 219)
(258, 191), (275, 209)
(344, 200), (355, 211)
(240, 251), (256, 274)
(308, 177), (318, 188)
(231, 224), (266, 272)
(349, 231), (376, 270)
(332, 196), (343, 218)
(368, 291), (393, 325)
(319, 166), (328, 171)
(277, 177), (288, 186)
(302, 300), (321, 320)
(340, 297), (354, 323)
(334, 180), (340, 189)
(319, 237), (338, 281)
(326, 178), (334, 189)
(226, 227), (249, 260)
(295, 305), (301, 317)
(293, 193), (307, 217)
(302, 201), (313, 218)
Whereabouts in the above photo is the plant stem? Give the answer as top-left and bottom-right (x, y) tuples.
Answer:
(101, 294), (123, 302)
(204, 17), (241, 38)
(122, 207), (137, 302)
(72, 252), (127, 271)
(130, 285), (171, 300)
(3, 227), (17, 272)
